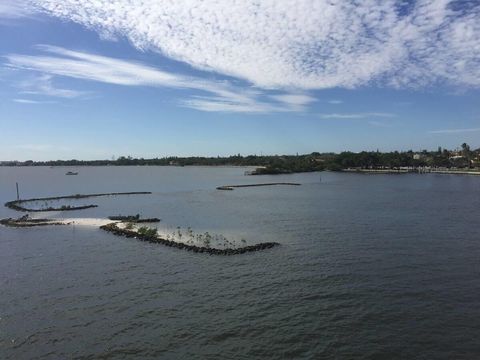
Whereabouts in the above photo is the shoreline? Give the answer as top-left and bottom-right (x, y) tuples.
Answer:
(341, 168), (480, 175)
(2, 164), (479, 177)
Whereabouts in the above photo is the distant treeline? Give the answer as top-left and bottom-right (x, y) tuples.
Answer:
(2, 143), (479, 175)
(1, 155), (299, 167)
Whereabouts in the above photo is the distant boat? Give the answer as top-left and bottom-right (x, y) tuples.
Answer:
(65, 171), (78, 175)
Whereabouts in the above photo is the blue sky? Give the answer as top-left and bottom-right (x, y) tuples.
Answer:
(0, 0), (479, 161)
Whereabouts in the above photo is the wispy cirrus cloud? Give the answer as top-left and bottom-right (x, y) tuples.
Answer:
(268, 94), (317, 112)
(0, 0), (33, 19)
(5, 45), (315, 113)
(18, 0), (480, 90)
(181, 97), (273, 113)
(13, 98), (55, 104)
(319, 112), (396, 119)
(429, 127), (480, 134)
(18, 74), (87, 98)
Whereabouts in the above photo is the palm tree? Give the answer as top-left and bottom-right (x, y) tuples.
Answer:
(461, 143), (472, 168)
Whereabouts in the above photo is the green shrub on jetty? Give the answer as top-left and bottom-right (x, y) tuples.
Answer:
(137, 226), (158, 237)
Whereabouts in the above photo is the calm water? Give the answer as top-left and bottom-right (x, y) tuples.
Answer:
(1, 166), (480, 359)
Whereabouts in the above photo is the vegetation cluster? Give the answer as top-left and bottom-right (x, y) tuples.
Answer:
(253, 143), (480, 174)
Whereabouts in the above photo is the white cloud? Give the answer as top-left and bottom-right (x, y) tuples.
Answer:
(6, 45), (314, 113)
(429, 127), (480, 134)
(18, 74), (87, 98)
(182, 92), (316, 113)
(21, 0), (480, 90)
(328, 100), (343, 105)
(319, 112), (396, 119)
(181, 97), (274, 113)
(13, 98), (54, 104)
(0, 0), (32, 19)
(269, 94), (316, 112)
(6, 45), (182, 87)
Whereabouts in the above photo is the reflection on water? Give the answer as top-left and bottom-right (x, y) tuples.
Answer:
(1, 166), (480, 359)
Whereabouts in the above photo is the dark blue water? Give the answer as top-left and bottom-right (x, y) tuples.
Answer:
(1, 166), (480, 359)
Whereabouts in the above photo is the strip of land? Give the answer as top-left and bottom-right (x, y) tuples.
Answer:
(0, 217), (70, 227)
(5, 192), (152, 212)
(216, 182), (301, 190)
(342, 168), (480, 175)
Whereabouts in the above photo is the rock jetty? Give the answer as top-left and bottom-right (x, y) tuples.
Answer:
(216, 182), (301, 190)
(100, 222), (279, 256)
(5, 192), (152, 212)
